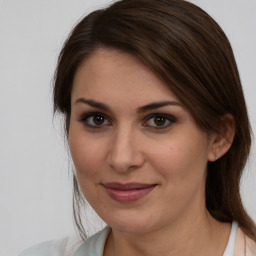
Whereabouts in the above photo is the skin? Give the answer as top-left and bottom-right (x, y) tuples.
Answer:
(69, 48), (233, 256)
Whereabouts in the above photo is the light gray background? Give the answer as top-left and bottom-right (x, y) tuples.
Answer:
(0, 1), (255, 255)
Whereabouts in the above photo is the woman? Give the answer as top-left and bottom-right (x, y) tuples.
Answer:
(19, 0), (256, 255)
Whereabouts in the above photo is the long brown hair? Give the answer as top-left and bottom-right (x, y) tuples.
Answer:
(53, 0), (256, 241)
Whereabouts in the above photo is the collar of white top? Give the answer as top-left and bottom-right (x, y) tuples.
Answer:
(74, 222), (238, 256)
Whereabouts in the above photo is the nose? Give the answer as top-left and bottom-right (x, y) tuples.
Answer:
(106, 126), (145, 173)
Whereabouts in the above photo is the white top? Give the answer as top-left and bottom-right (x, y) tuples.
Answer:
(223, 221), (238, 256)
(18, 222), (256, 256)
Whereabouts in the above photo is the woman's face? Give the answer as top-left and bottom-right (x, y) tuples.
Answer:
(69, 48), (215, 234)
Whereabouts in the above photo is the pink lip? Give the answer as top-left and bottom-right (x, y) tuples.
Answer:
(102, 182), (156, 203)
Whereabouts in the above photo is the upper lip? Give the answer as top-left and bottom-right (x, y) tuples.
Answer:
(102, 182), (156, 191)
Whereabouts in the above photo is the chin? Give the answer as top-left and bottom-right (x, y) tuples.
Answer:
(111, 222), (152, 234)
(101, 209), (159, 234)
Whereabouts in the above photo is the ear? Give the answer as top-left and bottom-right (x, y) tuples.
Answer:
(208, 114), (235, 162)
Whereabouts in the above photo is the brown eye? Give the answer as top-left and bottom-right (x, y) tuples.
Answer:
(80, 113), (111, 128)
(143, 114), (176, 129)
(93, 115), (105, 125)
(154, 116), (167, 126)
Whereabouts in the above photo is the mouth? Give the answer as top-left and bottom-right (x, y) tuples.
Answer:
(102, 182), (157, 203)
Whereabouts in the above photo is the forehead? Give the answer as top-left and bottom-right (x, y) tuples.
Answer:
(71, 48), (180, 105)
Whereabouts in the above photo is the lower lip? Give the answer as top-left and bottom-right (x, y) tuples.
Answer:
(104, 185), (156, 203)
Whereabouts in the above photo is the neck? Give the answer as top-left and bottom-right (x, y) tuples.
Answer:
(104, 211), (231, 256)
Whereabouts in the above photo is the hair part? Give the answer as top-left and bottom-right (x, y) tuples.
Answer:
(53, 0), (256, 241)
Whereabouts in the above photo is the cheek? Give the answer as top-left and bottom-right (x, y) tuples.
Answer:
(69, 131), (106, 182)
(148, 134), (209, 213)
(148, 132), (209, 183)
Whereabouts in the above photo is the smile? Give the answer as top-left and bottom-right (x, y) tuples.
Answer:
(102, 182), (157, 203)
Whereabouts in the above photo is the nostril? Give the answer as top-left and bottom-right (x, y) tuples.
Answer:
(106, 150), (145, 173)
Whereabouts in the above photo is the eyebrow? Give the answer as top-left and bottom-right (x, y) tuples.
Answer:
(74, 98), (111, 111)
(137, 101), (182, 113)
(74, 98), (182, 112)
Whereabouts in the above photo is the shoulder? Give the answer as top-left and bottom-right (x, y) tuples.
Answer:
(245, 234), (256, 256)
(18, 236), (81, 256)
(18, 240), (54, 256)
(234, 226), (256, 256)
(18, 227), (111, 256)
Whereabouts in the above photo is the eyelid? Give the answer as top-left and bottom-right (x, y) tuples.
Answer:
(79, 112), (112, 128)
(79, 111), (105, 121)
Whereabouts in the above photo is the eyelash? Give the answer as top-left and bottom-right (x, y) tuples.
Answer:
(142, 113), (176, 129)
(79, 112), (176, 129)
(79, 112), (111, 129)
